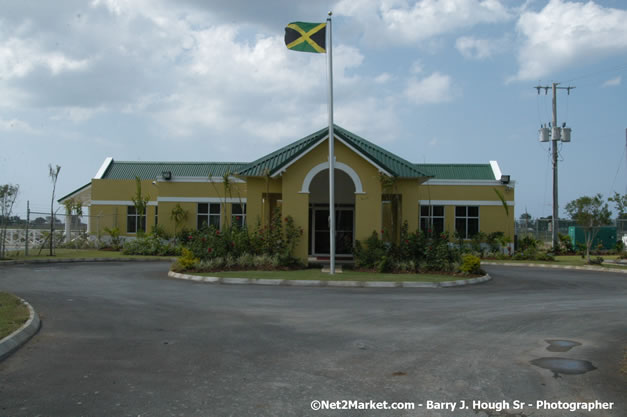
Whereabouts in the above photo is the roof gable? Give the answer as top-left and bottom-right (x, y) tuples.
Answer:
(236, 124), (430, 178)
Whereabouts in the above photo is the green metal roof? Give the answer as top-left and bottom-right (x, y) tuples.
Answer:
(102, 161), (248, 180)
(415, 164), (495, 180)
(236, 124), (431, 178)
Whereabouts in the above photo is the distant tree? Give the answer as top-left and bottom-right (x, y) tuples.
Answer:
(33, 217), (47, 226)
(520, 212), (532, 221)
(48, 164), (61, 256)
(0, 184), (19, 259)
(608, 192), (627, 220)
(564, 194), (612, 263)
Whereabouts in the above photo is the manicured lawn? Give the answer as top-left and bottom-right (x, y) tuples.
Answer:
(196, 269), (475, 282)
(1, 249), (174, 261)
(0, 292), (30, 339)
(483, 255), (627, 270)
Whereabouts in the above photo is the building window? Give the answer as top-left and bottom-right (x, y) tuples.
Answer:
(154, 206), (158, 226)
(420, 205), (444, 235)
(197, 203), (221, 229)
(127, 206), (146, 234)
(232, 203), (246, 228)
(455, 206), (479, 239)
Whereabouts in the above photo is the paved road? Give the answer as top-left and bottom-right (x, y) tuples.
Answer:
(0, 263), (625, 417)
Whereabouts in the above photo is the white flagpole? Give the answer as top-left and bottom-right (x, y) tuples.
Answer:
(327, 11), (335, 275)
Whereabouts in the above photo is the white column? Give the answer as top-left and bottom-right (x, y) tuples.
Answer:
(86, 206), (91, 234)
(65, 209), (72, 243)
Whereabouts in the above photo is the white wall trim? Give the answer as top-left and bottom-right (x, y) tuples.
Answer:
(271, 136), (328, 178)
(156, 176), (245, 183)
(423, 179), (516, 187)
(336, 136), (393, 176)
(299, 161), (365, 194)
(490, 160), (502, 180)
(419, 200), (514, 206)
(58, 184), (92, 204)
(270, 134), (393, 178)
(157, 197), (247, 203)
(94, 157), (113, 179)
(92, 200), (157, 206)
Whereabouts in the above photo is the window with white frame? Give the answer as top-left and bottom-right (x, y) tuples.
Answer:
(420, 205), (444, 235)
(455, 206), (479, 238)
(197, 203), (221, 229)
(231, 203), (246, 228)
(127, 206), (146, 234)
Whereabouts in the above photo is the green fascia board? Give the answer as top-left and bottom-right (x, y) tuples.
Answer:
(334, 125), (430, 178)
(415, 164), (495, 180)
(236, 127), (329, 177)
(102, 161), (248, 180)
(237, 124), (431, 178)
(57, 182), (91, 203)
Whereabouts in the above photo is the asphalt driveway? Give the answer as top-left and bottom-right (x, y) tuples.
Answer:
(0, 263), (625, 417)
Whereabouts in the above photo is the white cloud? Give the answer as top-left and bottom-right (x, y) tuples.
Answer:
(0, 37), (89, 80)
(335, 0), (511, 45)
(0, 118), (40, 134)
(405, 72), (454, 105)
(374, 72), (392, 83)
(602, 76), (621, 87)
(455, 35), (508, 59)
(335, 96), (402, 142)
(410, 60), (423, 74)
(512, 0), (627, 81)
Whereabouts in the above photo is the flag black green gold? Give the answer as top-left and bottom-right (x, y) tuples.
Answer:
(284, 22), (326, 53)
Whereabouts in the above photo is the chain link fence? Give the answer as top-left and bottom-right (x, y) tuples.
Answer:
(515, 218), (627, 248)
(0, 210), (95, 256)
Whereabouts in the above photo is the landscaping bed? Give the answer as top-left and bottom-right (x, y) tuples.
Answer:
(193, 268), (482, 282)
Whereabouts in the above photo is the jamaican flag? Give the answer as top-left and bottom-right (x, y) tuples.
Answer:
(285, 22), (326, 53)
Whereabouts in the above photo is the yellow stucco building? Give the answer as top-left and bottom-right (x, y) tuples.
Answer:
(59, 125), (515, 262)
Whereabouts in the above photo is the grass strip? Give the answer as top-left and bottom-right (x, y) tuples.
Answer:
(0, 292), (30, 339)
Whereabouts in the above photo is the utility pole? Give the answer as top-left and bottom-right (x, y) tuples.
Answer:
(535, 82), (575, 251)
(25, 200), (30, 256)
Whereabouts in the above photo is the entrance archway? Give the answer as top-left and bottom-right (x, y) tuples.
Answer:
(306, 168), (357, 256)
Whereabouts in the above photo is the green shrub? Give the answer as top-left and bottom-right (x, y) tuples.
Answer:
(518, 235), (539, 251)
(150, 224), (172, 240)
(376, 255), (393, 273)
(122, 234), (180, 256)
(353, 231), (387, 269)
(486, 231), (504, 254)
(558, 233), (574, 254)
(353, 226), (460, 273)
(103, 227), (122, 251)
(459, 254), (482, 275)
(513, 247), (554, 261)
(174, 248), (199, 271)
(589, 256), (604, 265)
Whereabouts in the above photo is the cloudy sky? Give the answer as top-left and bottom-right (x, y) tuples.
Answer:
(1, 0), (626, 219)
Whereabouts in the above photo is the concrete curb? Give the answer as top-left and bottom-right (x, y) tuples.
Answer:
(0, 257), (177, 266)
(168, 270), (492, 289)
(482, 261), (627, 274)
(0, 296), (41, 362)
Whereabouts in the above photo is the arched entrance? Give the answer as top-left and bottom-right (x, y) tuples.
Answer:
(305, 167), (357, 256)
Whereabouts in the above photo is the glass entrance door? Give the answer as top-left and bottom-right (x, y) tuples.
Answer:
(312, 207), (354, 255)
